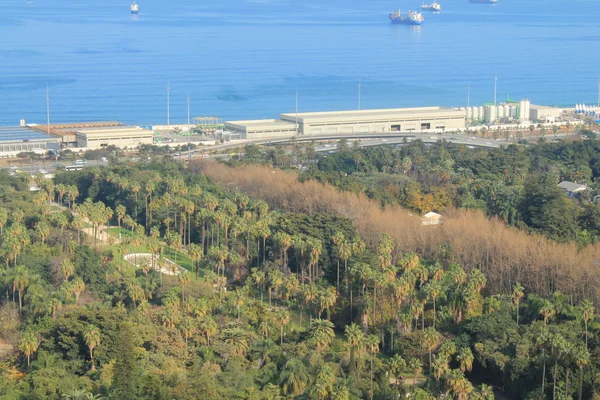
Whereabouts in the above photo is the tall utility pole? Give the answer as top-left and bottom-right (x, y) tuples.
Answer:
(467, 81), (471, 108)
(597, 76), (600, 111)
(187, 91), (191, 161)
(186, 91), (191, 127)
(45, 84), (50, 136)
(295, 90), (299, 135)
(358, 83), (361, 110)
(494, 74), (498, 106)
(167, 81), (171, 131)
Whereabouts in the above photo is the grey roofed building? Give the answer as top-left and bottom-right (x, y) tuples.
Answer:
(557, 181), (588, 193)
(0, 126), (60, 155)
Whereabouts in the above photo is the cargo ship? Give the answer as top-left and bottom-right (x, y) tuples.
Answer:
(130, 1), (139, 14)
(389, 9), (424, 25)
(469, 0), (497, 3)
(421, 1), (442, 11)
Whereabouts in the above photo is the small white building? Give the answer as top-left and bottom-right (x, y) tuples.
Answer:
(421, 211), (443, 226)
(558, 181), (588, 197)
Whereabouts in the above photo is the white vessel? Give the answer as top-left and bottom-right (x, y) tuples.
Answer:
(130, 1), (139, 14)
(421, 1), (442, 11)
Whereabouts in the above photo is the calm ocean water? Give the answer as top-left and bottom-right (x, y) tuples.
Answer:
(0, 0), (599, 126)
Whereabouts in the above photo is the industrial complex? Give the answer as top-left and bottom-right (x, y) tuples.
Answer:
(0, 99), (587, 157)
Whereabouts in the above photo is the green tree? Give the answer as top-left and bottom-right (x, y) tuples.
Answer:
(309, 319), (335, 350)
(19, 330), (39, 369)
(111, 323), (139, 399)
(279, 358), (309, 396)
(83, 324), (101, 371)
(512, 283), (524, 325)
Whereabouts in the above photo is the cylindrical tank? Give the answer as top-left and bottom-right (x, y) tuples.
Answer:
(485, 105), (496, 123)
(519, 100), (527, 121)
(466, 107), (472, 119)
(497, 105), (505, 119)
(473, 107), (480, 120)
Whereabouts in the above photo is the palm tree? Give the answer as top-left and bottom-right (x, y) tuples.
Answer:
(83, 324), (101, 371)
(388, 354), (406, 392)
(11, 265), (30, 313)
(178, 271), (190, 303)
(345, 323), (364, 376)
(19, 331), (39, 368)
(423, 327), (440, 374)
(311, 363), (336, 400)
(477, 384), (495, 400)
(551, 334), (568, 400)
(200, 317), (218, 346)
(0, 207), (7, 236)
(581, 300), (594, 348)
(424, 280), (442, 329)
(187, 243), (203, 279)
(457, 347), (474, 373)
(308, 319), (335, 350)
(408, 358), (422, 393)
(574, 345), (590, 400)
(366, 334), (380, 400)
(274, 308), (290, 345)
(512, 283), (524, 325)
(251, 268), (266, 302)
(273, 231), (292, 269)
(539, 300), (556, 325)
(447, 369), (473, 400)
(267, 269), (284, 306)
(70, 277), (85, 305)
(222, 328), (250, 356)
(180, 317), (195, 353)
(279, 358), (309, 396)
(233, 289), (246, 320)
(283, 274), (299, 303)
(115, 204), (126, 238)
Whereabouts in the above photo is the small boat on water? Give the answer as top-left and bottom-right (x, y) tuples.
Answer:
(389, 9), (424, 25)
(130, 1), (139, 14)
(421, 1), (442, 11)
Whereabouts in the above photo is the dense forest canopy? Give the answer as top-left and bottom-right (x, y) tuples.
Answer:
(0, 142), (599, 399)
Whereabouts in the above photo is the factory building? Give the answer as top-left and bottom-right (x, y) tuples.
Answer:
(75, 126), (154, 149)
(224, 119), (298, 139)
(0, 126), (60, 156)
(29, 121), (126, 148)
(529, 105), (566, 123)
(280, 107), (466, 135)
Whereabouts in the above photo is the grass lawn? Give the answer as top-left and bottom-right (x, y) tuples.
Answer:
(106, 227), (207, 278)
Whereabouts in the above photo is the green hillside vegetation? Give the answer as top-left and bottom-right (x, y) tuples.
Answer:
(0, 155), (598, 399)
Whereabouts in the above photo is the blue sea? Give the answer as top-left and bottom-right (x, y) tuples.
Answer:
(0, 0), (599, 126)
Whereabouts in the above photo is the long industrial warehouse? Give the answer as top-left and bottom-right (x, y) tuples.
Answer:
(225, 106), (466, 139)
(280, 107), (466, 135)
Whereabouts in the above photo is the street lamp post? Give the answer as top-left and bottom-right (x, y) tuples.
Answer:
(167, 81), (171, 131)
